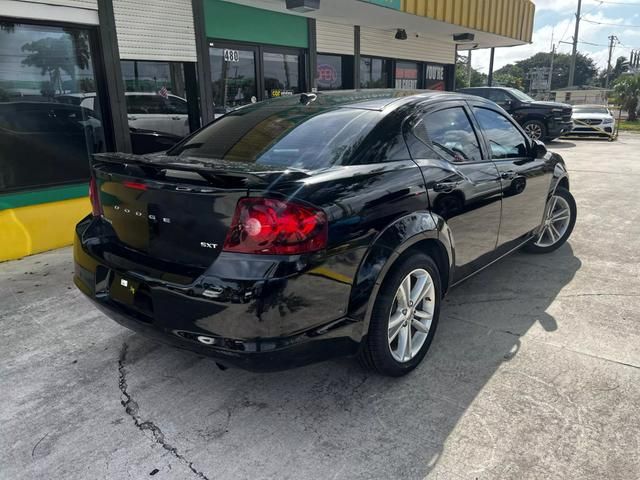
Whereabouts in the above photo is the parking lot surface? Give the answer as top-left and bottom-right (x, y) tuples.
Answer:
(1, 134), (639, 480)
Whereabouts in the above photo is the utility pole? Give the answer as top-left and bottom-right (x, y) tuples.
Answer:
(549, 43), (556, 94)
(568, 0), (582, 87)
(467, 50), (472, 87)
(605, 35), (618, 89)
(487, 47), (495, 86)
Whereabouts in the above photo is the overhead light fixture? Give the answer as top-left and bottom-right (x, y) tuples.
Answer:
(395, 29), (408, 40)
(453, 33), (475, 43)
(286, 0), (320, 12)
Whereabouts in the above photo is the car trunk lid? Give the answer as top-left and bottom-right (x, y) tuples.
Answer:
(91, 153), (308, 268)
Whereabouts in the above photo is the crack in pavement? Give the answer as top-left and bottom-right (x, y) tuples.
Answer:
(118, 343), (210, 480)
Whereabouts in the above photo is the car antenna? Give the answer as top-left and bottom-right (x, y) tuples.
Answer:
(300, 93), (317, 106)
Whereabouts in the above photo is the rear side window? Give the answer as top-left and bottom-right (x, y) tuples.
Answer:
(170, 106), (383, 169)
(473, 107), (528, 159)
(126, 95), (169, 114)
(410, 107), (482, 163)
(487, 89), (511, 104)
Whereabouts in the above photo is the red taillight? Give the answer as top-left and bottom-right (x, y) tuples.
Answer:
(89, 176), (102, 216)
(223, 198), (328, 255)
(123, 181), (147, 191)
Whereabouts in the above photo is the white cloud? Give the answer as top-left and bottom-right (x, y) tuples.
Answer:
(472, 10), (638, 75)
(532, 0), (579, 13)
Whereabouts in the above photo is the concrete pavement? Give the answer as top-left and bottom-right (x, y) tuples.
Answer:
(1, 134), (639, 480)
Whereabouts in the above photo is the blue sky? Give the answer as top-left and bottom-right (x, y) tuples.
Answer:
(473, 0), (640, 73)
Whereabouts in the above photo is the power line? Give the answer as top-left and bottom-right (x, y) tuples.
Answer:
(557, 1), (603, 48)
(582, 18), (640, 27)
(586, 0), (640, 5)
(578, 39), (613, 47)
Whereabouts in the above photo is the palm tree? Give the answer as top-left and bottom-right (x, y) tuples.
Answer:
(21, 32), (91, 95)
(613, 74), (640, 122)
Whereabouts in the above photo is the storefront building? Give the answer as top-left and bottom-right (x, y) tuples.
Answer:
(0, 0), (534, 262)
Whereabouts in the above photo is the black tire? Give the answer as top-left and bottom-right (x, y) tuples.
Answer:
(358, 252), (441, 377)
(522, 120), (547, 142)
(524, 187), (577, 254)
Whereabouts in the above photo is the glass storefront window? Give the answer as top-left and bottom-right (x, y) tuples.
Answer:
(0, 21), (104, 193)
(317, 54), (343, 90)
(121, 61), (185, 96)
(395, 61), (419, 89)
(425, 63), (446, 91)
(210, 47), (257, 115)
(121, 60), (195, 149)
(360, 57), (390, 89)
(263, 52), (301, 99)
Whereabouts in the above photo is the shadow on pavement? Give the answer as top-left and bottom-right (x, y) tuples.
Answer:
(119, 243), (581, 479)
(546, 140), (577, 149)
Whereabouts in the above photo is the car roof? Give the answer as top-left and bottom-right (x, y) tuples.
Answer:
(255, 89), (494, 112)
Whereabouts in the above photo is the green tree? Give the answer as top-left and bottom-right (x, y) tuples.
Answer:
(493, 73), (524, 90)
(598, 56), (629, 87)
(494, 52), (598, 91)
(455, 62), (487, 88)
(613, 74), (640, 121)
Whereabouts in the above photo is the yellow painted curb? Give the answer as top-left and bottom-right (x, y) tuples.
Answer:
(0, 197), (90, 262)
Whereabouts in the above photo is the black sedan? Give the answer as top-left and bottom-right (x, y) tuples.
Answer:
(74, 90), (577, 376)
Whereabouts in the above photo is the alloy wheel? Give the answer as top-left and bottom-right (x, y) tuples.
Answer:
(534, 194), (572, 248)
(524, 123), (543, 140)
(388, 269), (435, 363)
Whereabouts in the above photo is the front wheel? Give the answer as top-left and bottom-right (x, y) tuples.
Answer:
(359, 252), (441, 377)
(524, 187), (576, 254)
(522, 120), (547, 141)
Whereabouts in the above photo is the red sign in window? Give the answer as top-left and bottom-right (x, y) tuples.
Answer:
(395, 62), (418, 89)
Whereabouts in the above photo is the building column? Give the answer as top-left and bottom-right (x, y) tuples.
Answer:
(307, 18), (317, 92)
(96, 0), (131, 153)
(487, 48), (495, 86)
(192, 0), (214, 125)
(354, 25), (361, 89)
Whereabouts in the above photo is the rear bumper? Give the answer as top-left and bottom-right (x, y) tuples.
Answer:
(74, 216), (361, 371)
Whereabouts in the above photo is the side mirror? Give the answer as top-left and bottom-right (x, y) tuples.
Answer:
(533, 139), (547, 158)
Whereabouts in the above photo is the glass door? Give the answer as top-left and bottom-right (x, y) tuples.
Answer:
(262, 47), (304, 99)
(210, 44), (258, 116)
(360, 57), (391, 88)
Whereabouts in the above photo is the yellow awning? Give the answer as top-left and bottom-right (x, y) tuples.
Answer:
(400, 0), (535, 43)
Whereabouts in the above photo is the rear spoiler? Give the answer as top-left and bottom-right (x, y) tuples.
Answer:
(92, 152), (310, 186)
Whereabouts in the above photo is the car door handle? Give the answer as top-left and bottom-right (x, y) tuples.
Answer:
(171, 116), (182, 120)
(433, 182), (457, 193)
(501, 171), (517, 180)
(128, 115), (137, 121)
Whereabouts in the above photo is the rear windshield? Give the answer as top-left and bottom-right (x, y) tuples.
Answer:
(169, 106), (381, 169)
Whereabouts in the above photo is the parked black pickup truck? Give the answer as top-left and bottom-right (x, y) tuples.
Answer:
(458, 87), (573, 142)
